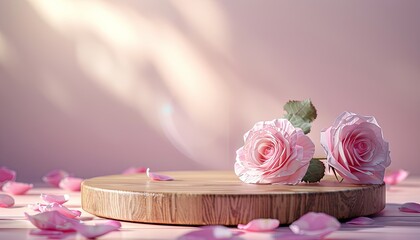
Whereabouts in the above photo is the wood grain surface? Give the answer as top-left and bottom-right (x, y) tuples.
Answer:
(81, 171), (385, 225)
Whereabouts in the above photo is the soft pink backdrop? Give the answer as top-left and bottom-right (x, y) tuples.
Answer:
(1, 1), (420, 182)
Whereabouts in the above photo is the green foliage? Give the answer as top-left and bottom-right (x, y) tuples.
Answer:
(283, 99), (317, 134)
(302, 159), (326, 183)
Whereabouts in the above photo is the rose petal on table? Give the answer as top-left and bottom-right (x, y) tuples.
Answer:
(289, 212), (340, 238)
(59, 177), (83, 191)
(399, 202), (420, 213)
(27, 203), (47, 212)
(122, 167), (147, 175)
(42, 170), (70, 187)
(41, 193), (70, 204)
(0, 194), (15, 208)
(177, 226), (237, 240)
(44, 202), (81, 218)
(346, 217), (374, 225)
(384, 169), (409, 185)
(146, 168), (173, 181)
(0, 166), (16, 187)
(2, 181), (33, 195)
(71, 220), (121, 239)
(237, 218), (280, 232)
(25, 211), (80, 231)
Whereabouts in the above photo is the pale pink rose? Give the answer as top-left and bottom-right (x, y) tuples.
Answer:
(235, 119), (315, 184)
(321, 112), (391, 184)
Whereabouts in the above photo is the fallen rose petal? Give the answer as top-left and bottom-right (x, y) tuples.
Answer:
(384, 169), (409, 185)
(238, 218), (280, 232)
(290, 212), (340, 238)
(0, 167), (16, 187)
(177, 226), (238, 240)
(59, 177), (83, 191)
(0, 194), (15, 208)
(346, 217), (374, 225)
(27, 203), (47, 212)
(2, 181), (33, 195)
(103, 220), (122, 228)
(25, 211), (80, 231)
(41, 193), (70, 204)
(146, 168), (173, 181)
(43, 202), (81, 218)
(399, 202), (420, 213)
(42, 170), (70, 187)
(71, 220), (121, 239)
(122, 167), (147, 175)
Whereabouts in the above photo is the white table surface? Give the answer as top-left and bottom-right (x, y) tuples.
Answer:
(1, 177), (420, 240)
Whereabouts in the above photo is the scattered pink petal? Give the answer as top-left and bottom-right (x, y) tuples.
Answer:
(238, 218), (280, 232)
(43, 170), (70, 187)
(289, 212), (340, 238)
(25, 211), (80, 231)
(384, 169), (409, 185)
(122, 167), (147, 175)
(2, 181), (33, 195)
(146, 168), (173, 181)
(0, 194), (15, 208)
(346, 217), (374, 225)
(43, 202), (82, 218)
(59, 177), (83, 191)
(71, 220), (121, 239)
(28, 203), (47, 212)
(104, 220), (122, 228)
(0, 167), (16, 187)
(41, 193), (70, 204)
(177, 226), (239, 240)
(399, 202), (420, 213)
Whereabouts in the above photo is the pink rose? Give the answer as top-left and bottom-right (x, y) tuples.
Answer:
(321, 112), (391, 184)
(235, 119), (315, 184)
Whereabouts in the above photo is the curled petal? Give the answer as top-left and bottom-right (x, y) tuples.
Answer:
(0, 194), (15, 208)
(122, 167), (147, 175)
(146, 168), (173, 181)
(290, 212), (340, 238)
(42, 170), (70, 187)
(384, 169), (409, 185)
(238, 218), (280, 232)
(346, 217), (374, 225)
(72, 220), (121, 239)
(399, 202), (420, 213)
(27, 203), (47, 212)
(59, 177), (83, 191)
(2, 181), (33, 195)
(0, 167), (16, 186)
(25, 211), (80, 231)
(44, 202), (81, 218)
(41, 193), (70, 204)
(177, 226), (237, 240)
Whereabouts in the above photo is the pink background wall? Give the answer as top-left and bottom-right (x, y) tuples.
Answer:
(1, 1), (420, 182)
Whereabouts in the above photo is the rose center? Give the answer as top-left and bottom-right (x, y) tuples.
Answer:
(354, 139), (373, 160)
(257, 143), (275, 160)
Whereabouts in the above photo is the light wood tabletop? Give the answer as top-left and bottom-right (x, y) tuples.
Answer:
(1, 176), (420, 239)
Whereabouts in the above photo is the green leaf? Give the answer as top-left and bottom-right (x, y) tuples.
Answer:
(284, 114), (312, 134)
(302, 159), (325, 183)
(283, 99), (317, 122)
(283, 99), (317, 134)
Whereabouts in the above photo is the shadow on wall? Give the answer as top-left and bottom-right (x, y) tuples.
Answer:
(1, 0), (420, 181)
(0, 0), (283, 181)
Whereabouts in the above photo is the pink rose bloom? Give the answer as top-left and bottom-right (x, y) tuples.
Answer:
(321, 112), (391, 184)
(235, 119), (315, 184)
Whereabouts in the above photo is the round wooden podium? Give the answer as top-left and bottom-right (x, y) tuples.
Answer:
(81, 171), (385, 225)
